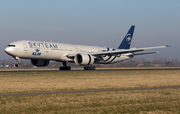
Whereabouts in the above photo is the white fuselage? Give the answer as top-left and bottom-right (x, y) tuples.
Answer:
(5, 40), (132, 64)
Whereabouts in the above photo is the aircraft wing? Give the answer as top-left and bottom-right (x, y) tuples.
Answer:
(91, 45), (171, 56)
(66, 48), (143, 58)
(66, 45), (172, 58)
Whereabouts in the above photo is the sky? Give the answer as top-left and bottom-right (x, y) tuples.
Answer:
(0, 0), (179, 60)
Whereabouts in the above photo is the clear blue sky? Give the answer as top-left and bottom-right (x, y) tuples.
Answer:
(0, 0), (179, 60)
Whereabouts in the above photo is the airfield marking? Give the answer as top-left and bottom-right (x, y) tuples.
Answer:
(0, 86), (180, 97)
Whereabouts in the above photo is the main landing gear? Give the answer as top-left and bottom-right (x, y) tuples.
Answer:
(59, 61), (71, 70)
(59, 61), (96, 70)
(84, 66), (96, 70)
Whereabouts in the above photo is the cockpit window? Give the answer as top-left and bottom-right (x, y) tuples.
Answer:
(8, 45), (15, 47)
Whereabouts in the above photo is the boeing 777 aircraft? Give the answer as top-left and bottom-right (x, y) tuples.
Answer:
(5, 25), (171, 70)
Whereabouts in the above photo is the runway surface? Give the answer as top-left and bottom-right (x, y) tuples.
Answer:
(0, 86), (180, 97)
(1, 67), (180, 73)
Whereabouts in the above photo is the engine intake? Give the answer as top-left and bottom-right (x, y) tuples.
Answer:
(74, 54), (94, 65)
(31, 59), (49, 67)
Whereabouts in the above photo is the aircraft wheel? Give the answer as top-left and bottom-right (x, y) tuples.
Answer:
(67, 66), (71, 70)
(84, 66), (88, 70)
(59, 66), (71, 70)
(84, 66), (96, 70)
(15, 63), (20, 67)
(92, 66), (96, 70)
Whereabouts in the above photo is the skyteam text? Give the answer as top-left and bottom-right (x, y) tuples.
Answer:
(28, 42), (58, 49)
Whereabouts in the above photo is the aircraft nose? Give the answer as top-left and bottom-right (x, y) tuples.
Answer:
(5, 47), (12, 54)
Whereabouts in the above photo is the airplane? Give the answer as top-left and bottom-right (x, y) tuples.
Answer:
(5, 25), (171, 70)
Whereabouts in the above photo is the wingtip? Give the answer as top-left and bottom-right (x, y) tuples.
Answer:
(166, 45), (174, 47)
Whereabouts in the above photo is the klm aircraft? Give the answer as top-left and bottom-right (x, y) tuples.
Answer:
(5, 25), (171, 70)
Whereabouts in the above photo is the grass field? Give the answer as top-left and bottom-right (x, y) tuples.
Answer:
(0, 69), (180, 94)
(0, 69), (180, 113)
(0, 89), (180, 113)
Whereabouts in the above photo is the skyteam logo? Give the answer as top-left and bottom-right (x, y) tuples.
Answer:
(32, 49), (41, 56)
(126, 33), (132, 44)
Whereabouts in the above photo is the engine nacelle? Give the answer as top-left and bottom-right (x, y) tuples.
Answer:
(31, 59), (49, 67)
(74, 53), (94, 65)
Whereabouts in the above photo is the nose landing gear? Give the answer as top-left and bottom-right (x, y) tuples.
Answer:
(15, 63), (20, 67)
(13, 57), (20, 67)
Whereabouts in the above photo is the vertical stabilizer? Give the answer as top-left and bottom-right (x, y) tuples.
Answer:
(117, 25), (135, 49)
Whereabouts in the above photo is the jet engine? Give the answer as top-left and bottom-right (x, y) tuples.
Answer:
(74, 53), (94, 65)
(31, 59), (49, 67)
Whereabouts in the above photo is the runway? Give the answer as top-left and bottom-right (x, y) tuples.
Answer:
(0, 86), (180, 97)
(1, 67), (180, 73)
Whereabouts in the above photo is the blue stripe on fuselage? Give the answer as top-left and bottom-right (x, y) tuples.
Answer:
(106, 56), (116, 64)
(102, 47), (112, 61)
(103, 56), (112, 62)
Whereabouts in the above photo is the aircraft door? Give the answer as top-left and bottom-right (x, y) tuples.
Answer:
(44, 47), (50, 59)
(23, 43), (28, 56)
(46, 48), (49, 53)
(23, 44), (27, 51)
(75, 48), (79, 53)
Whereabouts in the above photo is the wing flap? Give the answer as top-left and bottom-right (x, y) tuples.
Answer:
(137, 45), (172, 50)
(134, 51), (158, 55)
(92, 49), (143, 56)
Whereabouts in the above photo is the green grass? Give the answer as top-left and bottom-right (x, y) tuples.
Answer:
(0, 69), (180, 113)
(0, 70), (180, 94)
(0, 89), (180, 114)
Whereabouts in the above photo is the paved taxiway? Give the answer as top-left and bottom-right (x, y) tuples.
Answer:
(1, 67), (180, 73)
(0, 86), (180, 97)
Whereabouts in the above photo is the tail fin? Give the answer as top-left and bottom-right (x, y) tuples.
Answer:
(117, 25), (135, 49)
